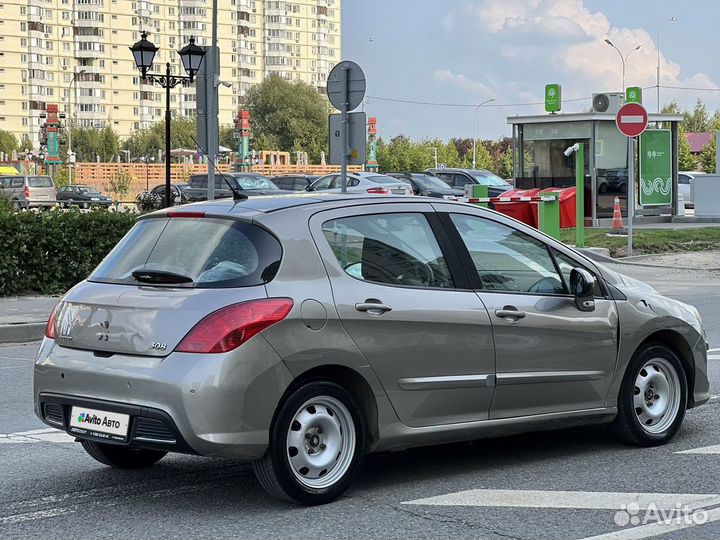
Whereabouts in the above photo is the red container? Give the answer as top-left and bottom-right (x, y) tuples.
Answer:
(492, 188), (541, 226)
(530, 187), (577, 229)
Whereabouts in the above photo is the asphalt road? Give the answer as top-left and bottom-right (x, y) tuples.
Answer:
(1, 261), (719, 540)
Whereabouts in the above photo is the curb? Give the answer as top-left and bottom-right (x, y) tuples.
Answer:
(576, 248), (720, 271)
(0, 322), (46, 344)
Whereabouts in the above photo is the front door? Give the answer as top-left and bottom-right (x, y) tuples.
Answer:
(310, 203), (495, 427)
(439, 207), (618, 419)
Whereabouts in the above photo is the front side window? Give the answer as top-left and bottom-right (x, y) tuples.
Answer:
(90, 217), (281, 288)
(322, 213), (454, 289)
(311, 175), (335, 191)
(450, 214), (566, 294)
(453, 174), (471, 188)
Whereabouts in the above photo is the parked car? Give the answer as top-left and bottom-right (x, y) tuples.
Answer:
(35, 194), (708, 505)
(0, 174), (56, 210)
(271, 174), (320, 191)
(679, 171), (698, 208)
(135, 183), (191, 212)
(57, 185), (112, 209)
(427, 168), (512, 197)
(185, 172), (284, 201)
(308, 172), (413, 195)
(386, 172), (465, 198)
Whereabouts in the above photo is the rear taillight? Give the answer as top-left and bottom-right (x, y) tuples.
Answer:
(45, 305), (58, 339)
(24, 186), (30, 199)
(175, 298), (293, 354)
(367, 187), (390, 195)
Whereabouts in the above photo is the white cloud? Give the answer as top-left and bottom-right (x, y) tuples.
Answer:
(443, 12), (455, 31)
(434, 69), (495, 97)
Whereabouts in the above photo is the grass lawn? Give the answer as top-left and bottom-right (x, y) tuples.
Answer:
(559, 227), (720, 258)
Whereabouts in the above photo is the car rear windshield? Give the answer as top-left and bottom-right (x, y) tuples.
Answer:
(89, 217), (282, 288)
(367, 175), (398, 184)
(28, 176), (53, 188)
(234, 176), (277, 190)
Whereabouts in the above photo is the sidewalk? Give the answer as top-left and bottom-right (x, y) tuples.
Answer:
(0, 296), (59, 344)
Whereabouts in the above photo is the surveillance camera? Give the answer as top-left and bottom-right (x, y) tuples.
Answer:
(220, 81), (232, 88)
(564, 143), (580, 157)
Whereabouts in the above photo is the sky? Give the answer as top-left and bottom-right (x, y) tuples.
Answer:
(342, 0), (720, 142)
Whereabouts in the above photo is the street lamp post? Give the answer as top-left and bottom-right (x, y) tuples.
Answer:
(604, 39), (641, 91)
(472, 98), (495, 169)
(361, 37), (374, 112)
(66, 69), (86, 185)
(657, 17), (677, 112)
(129, 32), (206, 208)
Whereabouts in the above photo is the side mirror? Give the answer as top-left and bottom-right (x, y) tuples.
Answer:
(570, 268), (596, 312)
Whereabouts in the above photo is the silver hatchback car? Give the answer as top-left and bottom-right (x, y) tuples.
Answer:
(34, 195), (710, 505)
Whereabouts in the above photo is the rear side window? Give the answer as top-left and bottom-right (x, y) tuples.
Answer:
(322, 213), (454, 289)
(28, 176), (53, 188)
(90, 217), (282, 288)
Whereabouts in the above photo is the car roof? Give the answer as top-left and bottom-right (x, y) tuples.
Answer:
(151, 192), (472, 218)
(427, 168), (493, 174)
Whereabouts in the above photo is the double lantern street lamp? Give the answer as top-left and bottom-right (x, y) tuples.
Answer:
(129, 32), (206, 208)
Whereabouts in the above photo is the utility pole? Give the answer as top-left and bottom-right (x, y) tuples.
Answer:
(207, 0), (219, 200)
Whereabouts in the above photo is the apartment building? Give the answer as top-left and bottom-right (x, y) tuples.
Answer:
(0, 0), (341, 147)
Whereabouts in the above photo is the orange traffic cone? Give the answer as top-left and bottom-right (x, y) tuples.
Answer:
(609, 196), (627, 235)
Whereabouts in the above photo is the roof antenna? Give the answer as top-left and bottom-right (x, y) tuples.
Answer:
(190, 134), (247, 201)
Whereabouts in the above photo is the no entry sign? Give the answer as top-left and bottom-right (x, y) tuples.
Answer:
(616, 102), (648, 138)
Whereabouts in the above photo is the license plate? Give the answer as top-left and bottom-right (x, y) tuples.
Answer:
(69, 406), (130, 442)
(35, 195), (48, 199)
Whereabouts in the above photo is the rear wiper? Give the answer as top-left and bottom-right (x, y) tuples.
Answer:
(132, 269), (194, 284)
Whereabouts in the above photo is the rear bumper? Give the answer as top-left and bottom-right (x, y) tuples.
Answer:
(33, 336), (295, 459)
(26, 200), (57, 208)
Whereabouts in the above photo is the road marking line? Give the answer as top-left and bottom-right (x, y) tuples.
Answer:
(402, 489), (720, 511)
(706, 348), (720, 353)
(676, 444), (720, 455)
(0, 366), (26, 370)
(0, 428), (74, 444)
(580, 505), (720, 540)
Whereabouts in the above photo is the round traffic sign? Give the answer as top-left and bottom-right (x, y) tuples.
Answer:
(326, 61), (366, 111)
(616, 102), (648, 138)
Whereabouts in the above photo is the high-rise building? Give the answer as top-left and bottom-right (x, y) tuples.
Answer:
(0, 0), (341, 148)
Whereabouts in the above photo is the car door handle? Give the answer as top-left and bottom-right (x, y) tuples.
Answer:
(495, 308), (526, 320)
(355, 301), (392, 314)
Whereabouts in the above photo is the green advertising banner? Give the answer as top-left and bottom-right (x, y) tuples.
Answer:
(545, 84), (561, 113)
(639, 130), (672, 206)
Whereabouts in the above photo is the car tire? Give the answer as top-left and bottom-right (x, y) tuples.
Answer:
(80, 439), (167, 468)
(11, 200), (22, 212)
(253, 381), (366, 505)
(610, 344), (687, 447)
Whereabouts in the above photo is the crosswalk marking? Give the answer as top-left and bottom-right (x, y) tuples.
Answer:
(0, 428), (74, 444)
(402, 489), (720, 511)
(676, 444), (720, 455)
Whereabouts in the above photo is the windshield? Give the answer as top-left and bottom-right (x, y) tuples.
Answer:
(473, 173), (509, 186)
(367, 175), (399, 184)
(233, 176), (278, 190)
(28, 176), (53, 188)
(89, 217), (282, 288)
(412, 175), (451, 190)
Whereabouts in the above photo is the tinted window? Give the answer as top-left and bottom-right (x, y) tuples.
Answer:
(90, 217), (282, 288)
(435, 173), (453, 185)
(453, 174), (471, 188)
(294, 178), (308, 190)
(322, 213), (454, 289)
(367, 175), (398, 184)
(11, 178), (23, 187)
(450, 214), (565, 294)
(28, 176), (53, 188)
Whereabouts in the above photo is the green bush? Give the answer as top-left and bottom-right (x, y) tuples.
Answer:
(0, 208), (136, 296)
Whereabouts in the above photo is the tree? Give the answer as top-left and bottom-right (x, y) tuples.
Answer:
(109, 170), (132, 202)
(0, 130), (18, 157)
(678, 127), (697, 171)
(699, 135), (716, 172)
(54, 166), (70, 188)
(377, 136), (433, 172)
(121, 117), (197, 160)
(682, 99), (711, 132)
(219, 125), (235, 150)
(19, 134), (33, 151)
(60, 126), (120, 162)
(245, 74), (330, 163)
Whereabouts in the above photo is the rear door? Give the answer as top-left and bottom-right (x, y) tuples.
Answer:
(310, 203), (495, 427)
(27, 176), (55, 202)
(434, 204), (618, 419)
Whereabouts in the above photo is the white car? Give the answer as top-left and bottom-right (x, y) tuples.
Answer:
(678, 171), (697, 208)
(308, 172), (413, 196)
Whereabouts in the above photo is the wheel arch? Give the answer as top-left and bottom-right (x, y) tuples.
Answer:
(636, 329), (695, 407)
(275, 364), (379, 448)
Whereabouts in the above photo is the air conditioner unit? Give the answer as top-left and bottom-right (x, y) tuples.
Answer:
(592, 92), (625, 114)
